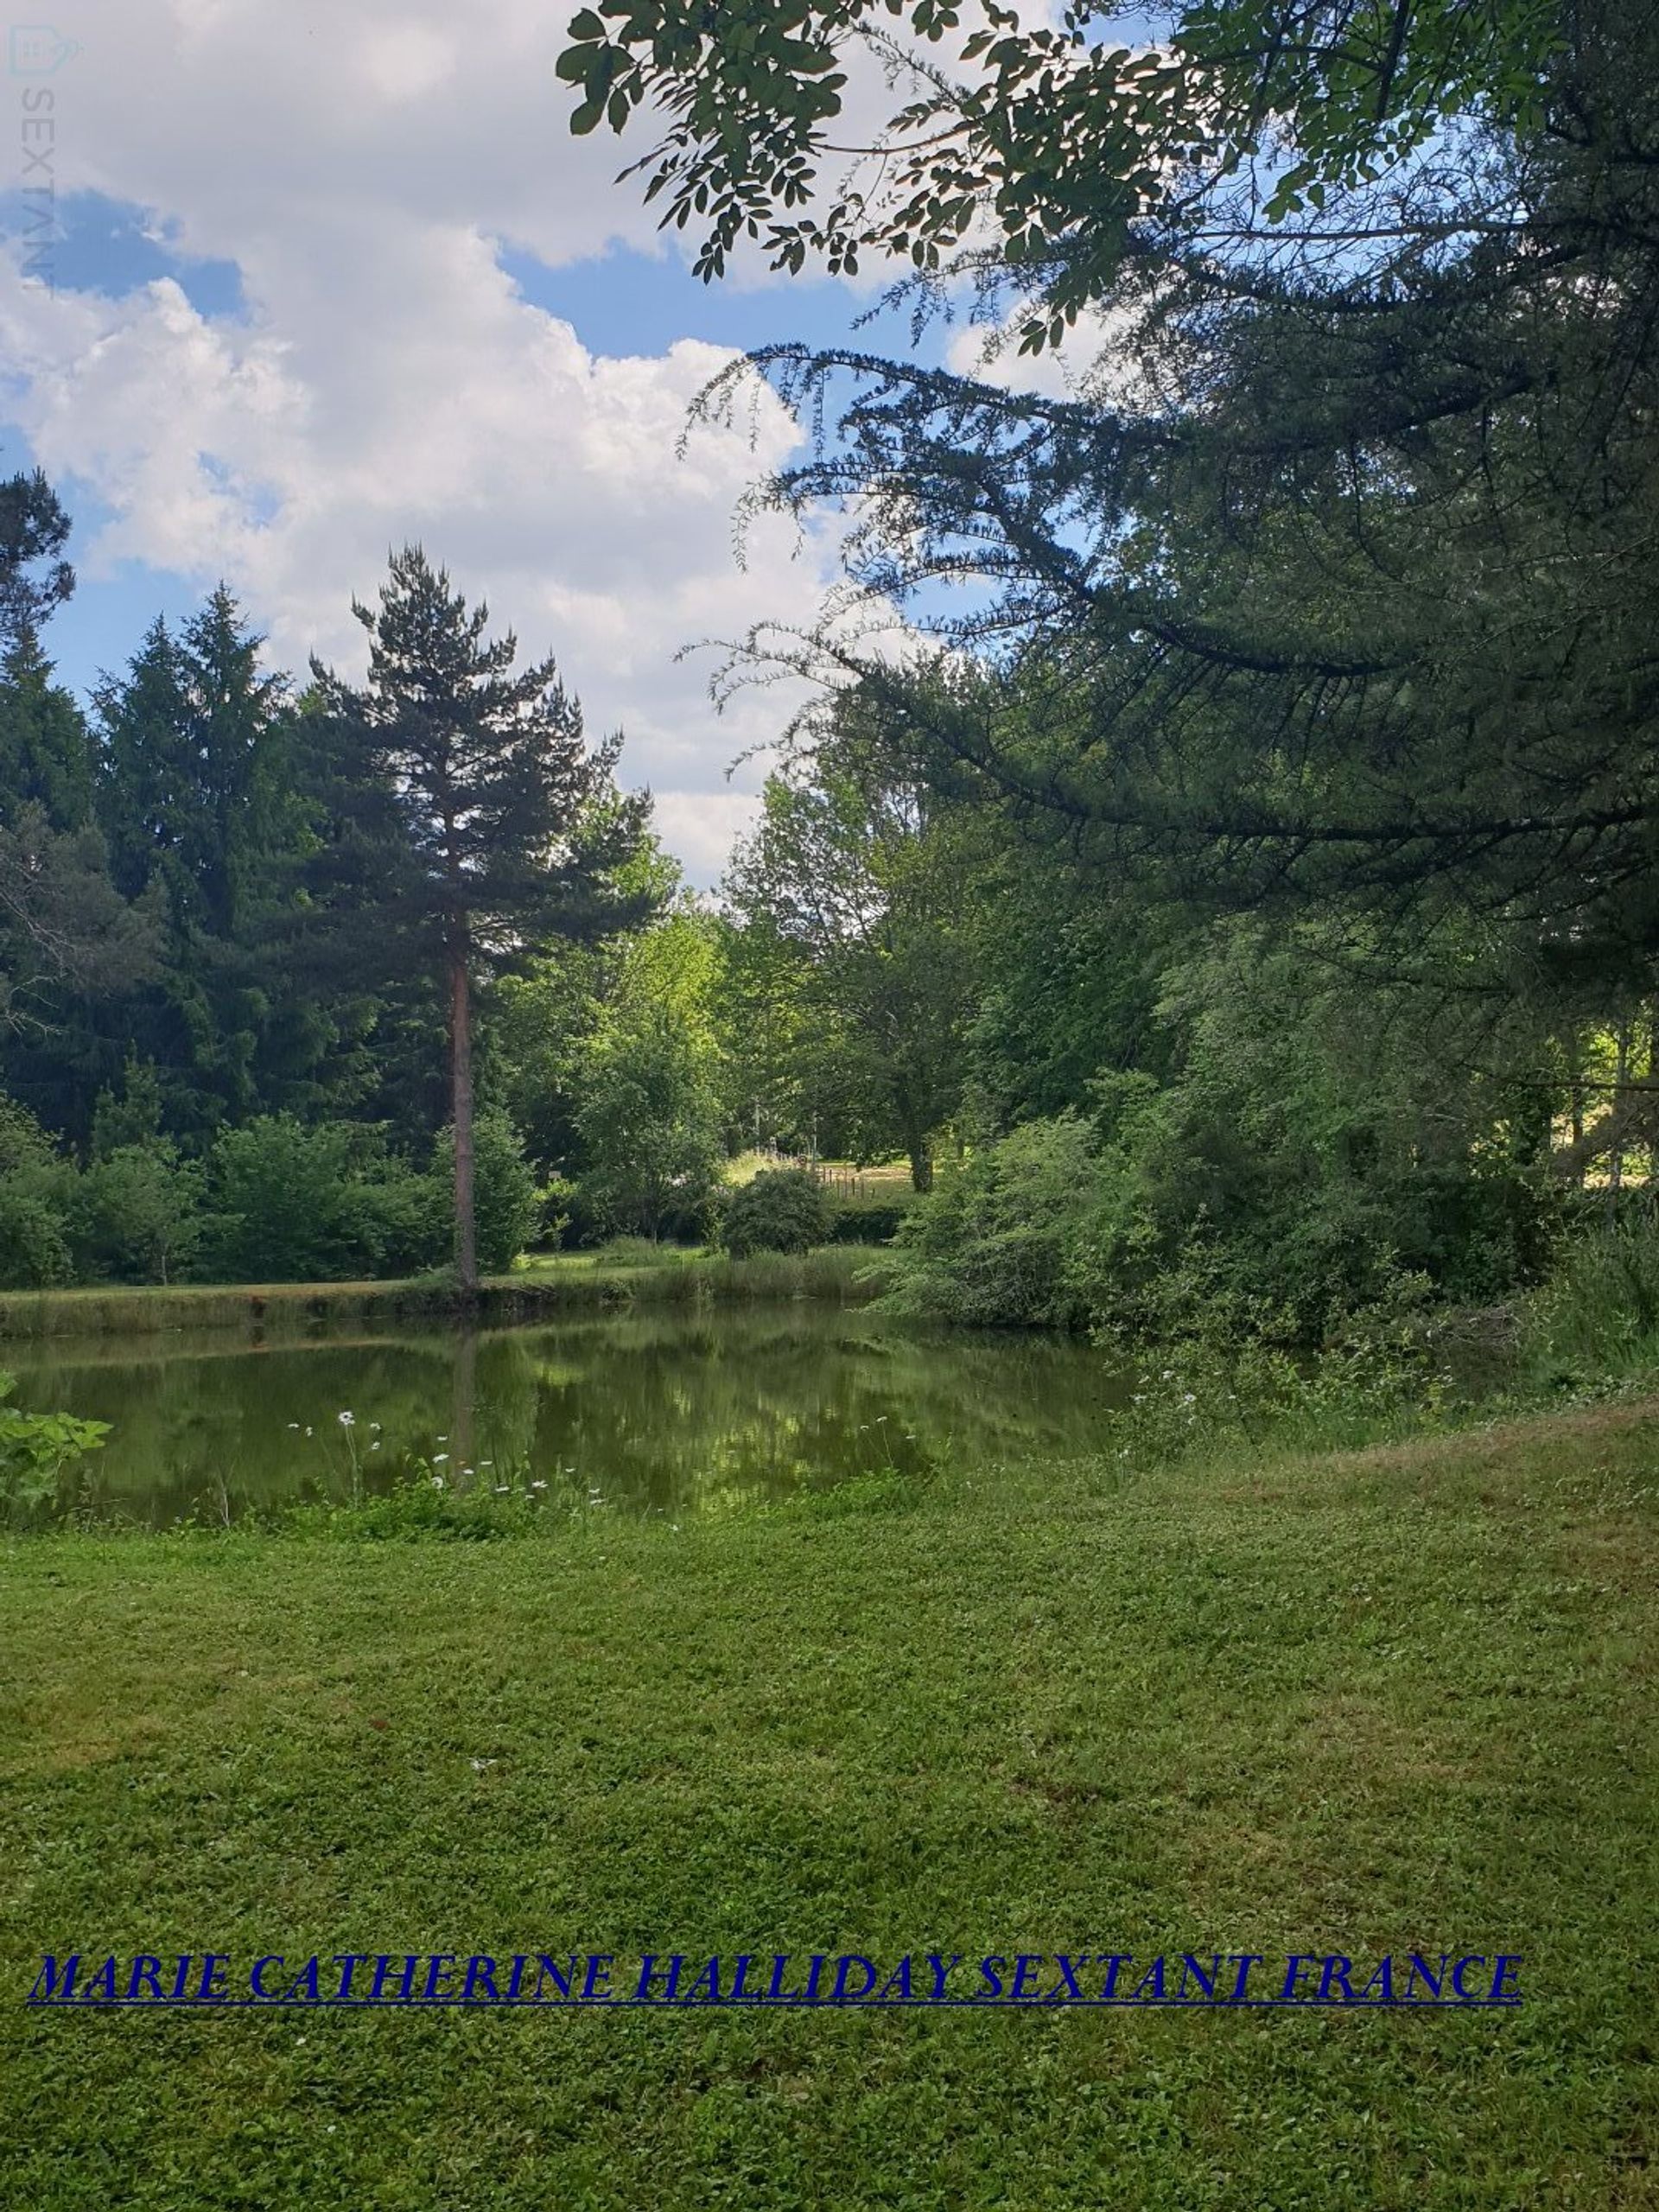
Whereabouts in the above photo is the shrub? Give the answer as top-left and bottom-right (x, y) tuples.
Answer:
(882, 1116), (1098, 1328)
(718, 1166), (833, 1257)
(69, 1141), (206, 1285)
(0, 1098), (75, 1287)
(203, 1116), (444, 1283)
(1522, 1212), (1659, 1385)
(432, 1108), (542, 1274)
(824, 1196), (912, 1244)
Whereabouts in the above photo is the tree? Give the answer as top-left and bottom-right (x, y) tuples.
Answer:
(722, 683), (976, 1188)
(0, 467), (73, 644)
(0, 625), (95, 831)
(0, 474), (156, 1141)
(491, 829), (683, 1177)
(92, 590), (321, 1138)
(557, 0), (1566, 345)
(640, 0), (1659, 1063)
(569, 906), (727, 1239)
(311, 549), (654, 1289)
(0, 804), (156, 1138)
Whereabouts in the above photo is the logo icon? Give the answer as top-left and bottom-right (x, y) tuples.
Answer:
(9, 25), (79, 75)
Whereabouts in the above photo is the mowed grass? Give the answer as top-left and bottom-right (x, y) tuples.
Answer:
(3, 1401), (1657, 2209)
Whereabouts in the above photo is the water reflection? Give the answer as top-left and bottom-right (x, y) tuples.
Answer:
(8, 1305), (1133, 1527)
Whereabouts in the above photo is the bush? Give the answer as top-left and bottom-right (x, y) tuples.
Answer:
(0, 1371), (107, 1521)
(432, 1108), (542, 1274)
(824, 1196), (912, 1244)
(69, 1141), (206, 1285)
(203, 1116), (445, 1283)
(718, 1166), (833, 1257)
(0, 1098), (75, 1287)
(882, 1116), (1098, 1328)
(1522, 1212), (1659, 1386)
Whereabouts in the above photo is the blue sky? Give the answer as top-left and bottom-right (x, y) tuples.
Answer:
(0, 187), (907, 711)
(0, 4), (1061, 881)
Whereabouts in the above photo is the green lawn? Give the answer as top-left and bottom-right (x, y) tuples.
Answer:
(3, 1401), (1656, 2208)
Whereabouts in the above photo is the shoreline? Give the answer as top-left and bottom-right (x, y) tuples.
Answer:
(0, 1245), (893, 1341)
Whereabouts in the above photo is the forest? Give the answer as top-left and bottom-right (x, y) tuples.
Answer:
(0, 0), (1655, 1377)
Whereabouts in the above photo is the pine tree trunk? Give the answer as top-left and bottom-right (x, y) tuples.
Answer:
(449, 947), (478, 1295)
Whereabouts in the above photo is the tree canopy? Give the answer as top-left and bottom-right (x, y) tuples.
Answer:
(558, 0), (1569, 340)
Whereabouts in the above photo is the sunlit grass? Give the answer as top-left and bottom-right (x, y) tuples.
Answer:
(3, 1397), (1656, 2205)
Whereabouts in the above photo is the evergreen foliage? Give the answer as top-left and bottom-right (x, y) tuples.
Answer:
(718, 1166), (833, 1257)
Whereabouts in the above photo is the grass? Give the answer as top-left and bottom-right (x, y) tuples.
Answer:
(3, 1398), (1656, 2206)
(0, 1245), (893, 1339)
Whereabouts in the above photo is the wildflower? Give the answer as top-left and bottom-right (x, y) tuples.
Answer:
(432, 1452), (449, 1464)
(431, 1475), (445, 1490)
(370, 1440), (381, 1452)
(303, 1426), (313, 1438)
(494, 1485), (510, 1496)
(531, 1479), (547, 1491)
(337, 1411), (355, 1428)
(286, 1422), (301, 1431)
(1182, 1393), (1196, 1405)
(369, 1421), (382, 1433)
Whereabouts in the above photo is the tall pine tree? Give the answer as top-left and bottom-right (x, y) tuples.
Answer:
(92, 589), (308, 1134)
(312, 548), (653, 1288)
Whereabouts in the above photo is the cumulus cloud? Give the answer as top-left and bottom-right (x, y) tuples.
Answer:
(0, 0), (872, 880)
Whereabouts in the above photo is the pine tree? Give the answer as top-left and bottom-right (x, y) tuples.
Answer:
(311, 547), (653, 1289)
(92, 590), (306, 1134)
(0, 624), (96, 832)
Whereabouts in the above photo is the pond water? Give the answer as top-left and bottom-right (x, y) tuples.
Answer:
(7, 1303), (1133, 1527)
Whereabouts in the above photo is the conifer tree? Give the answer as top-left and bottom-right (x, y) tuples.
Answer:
(0, 625), (96, 833)
(312, 548), (653, 1290)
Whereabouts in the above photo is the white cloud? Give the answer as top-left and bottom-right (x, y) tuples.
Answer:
(944, 301), (1151, 405)
(650, 790), (766, 886)
(0, 0), (866, 880)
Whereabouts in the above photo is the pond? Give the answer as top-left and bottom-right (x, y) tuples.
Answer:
(6, 1303), (1134, 1527)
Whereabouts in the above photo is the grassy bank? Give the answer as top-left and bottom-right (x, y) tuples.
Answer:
(3, 1400), (1656, 2207)
(0, 1244), (893, 1340)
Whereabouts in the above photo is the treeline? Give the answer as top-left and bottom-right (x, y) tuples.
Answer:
(715, 687), (1652, 1344)
(550, 0), (1659, 1349)
(0, 503), (925, 1289)
(0, 464), (1649, 1326)
(9, 0), (1659, 1339)
(0, 500), (699, 1287)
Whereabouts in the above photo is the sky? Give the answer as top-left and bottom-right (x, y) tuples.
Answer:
(0, 2), (1083, 887)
